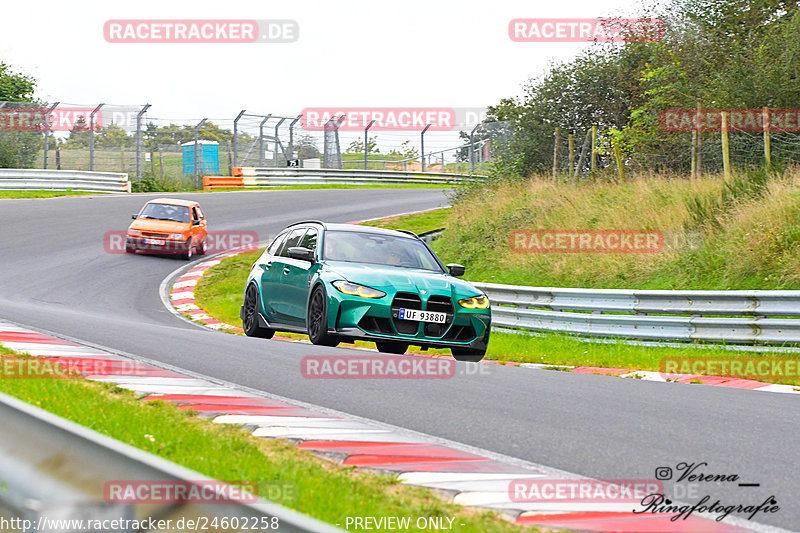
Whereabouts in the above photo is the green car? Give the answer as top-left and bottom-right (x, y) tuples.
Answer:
(240, 221), (491, 361)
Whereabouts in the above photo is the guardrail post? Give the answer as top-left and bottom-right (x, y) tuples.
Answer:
(193, 118), (207, 188)
(89, 103), (104, 172)
(42, 102), (59, 170)
(135, 104), (151, 180)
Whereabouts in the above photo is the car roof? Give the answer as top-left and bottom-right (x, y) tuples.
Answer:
(146, 198), (198, 207)
(288, 221), (418, 239)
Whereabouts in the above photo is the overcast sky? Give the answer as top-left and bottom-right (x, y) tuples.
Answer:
(1, 0), (652, 151)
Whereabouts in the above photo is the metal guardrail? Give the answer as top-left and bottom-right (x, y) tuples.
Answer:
(240, 167), (483, 186)
(0, 391), (343, 532)
(0, 169), (130, 193)
(473, 283), (800, 344)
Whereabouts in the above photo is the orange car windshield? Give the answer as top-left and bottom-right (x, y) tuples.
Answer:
(139, 203), (191, 223)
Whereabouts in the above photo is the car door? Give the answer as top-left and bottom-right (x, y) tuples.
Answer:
(277, 227), (319, 324)
(190, 206), (203, 247)
(268, 227), (308, 325)
(257, 230), (290, 322)
(194, 205), (208, 245)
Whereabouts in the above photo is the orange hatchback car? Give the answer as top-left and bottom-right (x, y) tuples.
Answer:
(126, 198), (208, 260)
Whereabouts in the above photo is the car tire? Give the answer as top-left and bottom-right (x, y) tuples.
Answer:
(242, 284), (275, 339)
(182, 239), (193, 260)
(451, 348), (486, 362)
(376, 341), (408, 354)
(196, 238), (207, 255)
(307, 285), (339, 347)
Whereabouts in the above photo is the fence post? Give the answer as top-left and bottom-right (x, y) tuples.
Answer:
(695, 101), (702, 175)
(135, 104), (151, 181)
(233, 110), (245, 167)
(552, 127), (560, 180)
(568, 133), (575, 177)
(89, 103), (104, 172)
(590, 125), (597, 175)
(193, 118), (207, 189)
(691, 131), (697, 179)
(42, 102), (59, 170)
(612, 137), (624, 182)
(421, 124), (431, 172)
(721, 111), (731, 181)
(763, 107), (771, 171)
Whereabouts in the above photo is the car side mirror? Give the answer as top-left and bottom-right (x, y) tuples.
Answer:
(447, 263), (465, 277)
(131, 214), (137, 219)
(288, 246), (315, 263)
(192, 219), (200, 226)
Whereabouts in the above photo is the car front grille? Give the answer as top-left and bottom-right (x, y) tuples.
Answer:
(141, 231), (169, 238)
(391, 292), (422, 334)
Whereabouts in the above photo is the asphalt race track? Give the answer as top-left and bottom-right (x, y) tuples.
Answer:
(1, 189), (798, 530)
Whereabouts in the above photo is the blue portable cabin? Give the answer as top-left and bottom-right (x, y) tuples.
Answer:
(182, 140), (220, 176)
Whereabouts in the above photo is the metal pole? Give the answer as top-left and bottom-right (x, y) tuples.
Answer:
(288, 115), (301, 160)
(135, 104), (151, 180)
(259, 115), (272, 167)
(421, 124), (431, 172)
(364, 120), (376, 170)
(469, 124), (479, 175)
(274, 118), (286, 166)
(42, 102), (59, 169)
(194, 118), (207, 188)
(233, 109), (245, 167)
(89, 103), (104, 171)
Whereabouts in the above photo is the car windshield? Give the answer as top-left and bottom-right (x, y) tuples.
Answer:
(323, 230), (443, 272)
(139, 203), (191, 223)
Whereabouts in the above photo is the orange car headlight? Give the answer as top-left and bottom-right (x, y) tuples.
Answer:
(127, 229), (141, 237)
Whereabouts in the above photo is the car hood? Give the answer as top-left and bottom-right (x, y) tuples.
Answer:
(324, 261), (482, 298)
(129, 220), (190, 233)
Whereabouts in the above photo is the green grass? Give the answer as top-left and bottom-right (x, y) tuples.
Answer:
(193, 245), (800, 386)
(0, 346), (533, 532)
(361, 208), (451, 235)
(0, 190), (104, 198)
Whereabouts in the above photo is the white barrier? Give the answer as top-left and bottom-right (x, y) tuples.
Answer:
(0, 169), (130, 193)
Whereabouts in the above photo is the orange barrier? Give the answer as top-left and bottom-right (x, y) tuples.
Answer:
(202, 176), (244, 190)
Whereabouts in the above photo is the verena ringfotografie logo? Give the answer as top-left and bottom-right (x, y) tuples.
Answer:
(0, 107), (101, 131)
(299, 108), (487, 131)
(661, 108), (800, 132)
(103, 230), (258, 254)
(510, 230), (664, 253)
(104, 20), (298, 43)
(301, 355), (456, 379)
(509, 18), (664, 43)
(509, 479), (663, 503)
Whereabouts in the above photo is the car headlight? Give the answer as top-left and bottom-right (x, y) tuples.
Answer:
(127, 229), (141, 237)
(332, 281), (386, 299)
(169, 233), (186, 240)
(459, 295), (490, 309)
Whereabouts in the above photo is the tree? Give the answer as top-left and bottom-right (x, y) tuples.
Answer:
(295, 135), (321, 160)
(63, 115), (93, 149)
(95, 123), (133, 149)
(345, 136), (379, 154)
(0, 61), (39, 168)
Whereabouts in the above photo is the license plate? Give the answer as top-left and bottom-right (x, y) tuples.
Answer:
(143, 238), (165, 245)
(397, 308), (446, 323)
